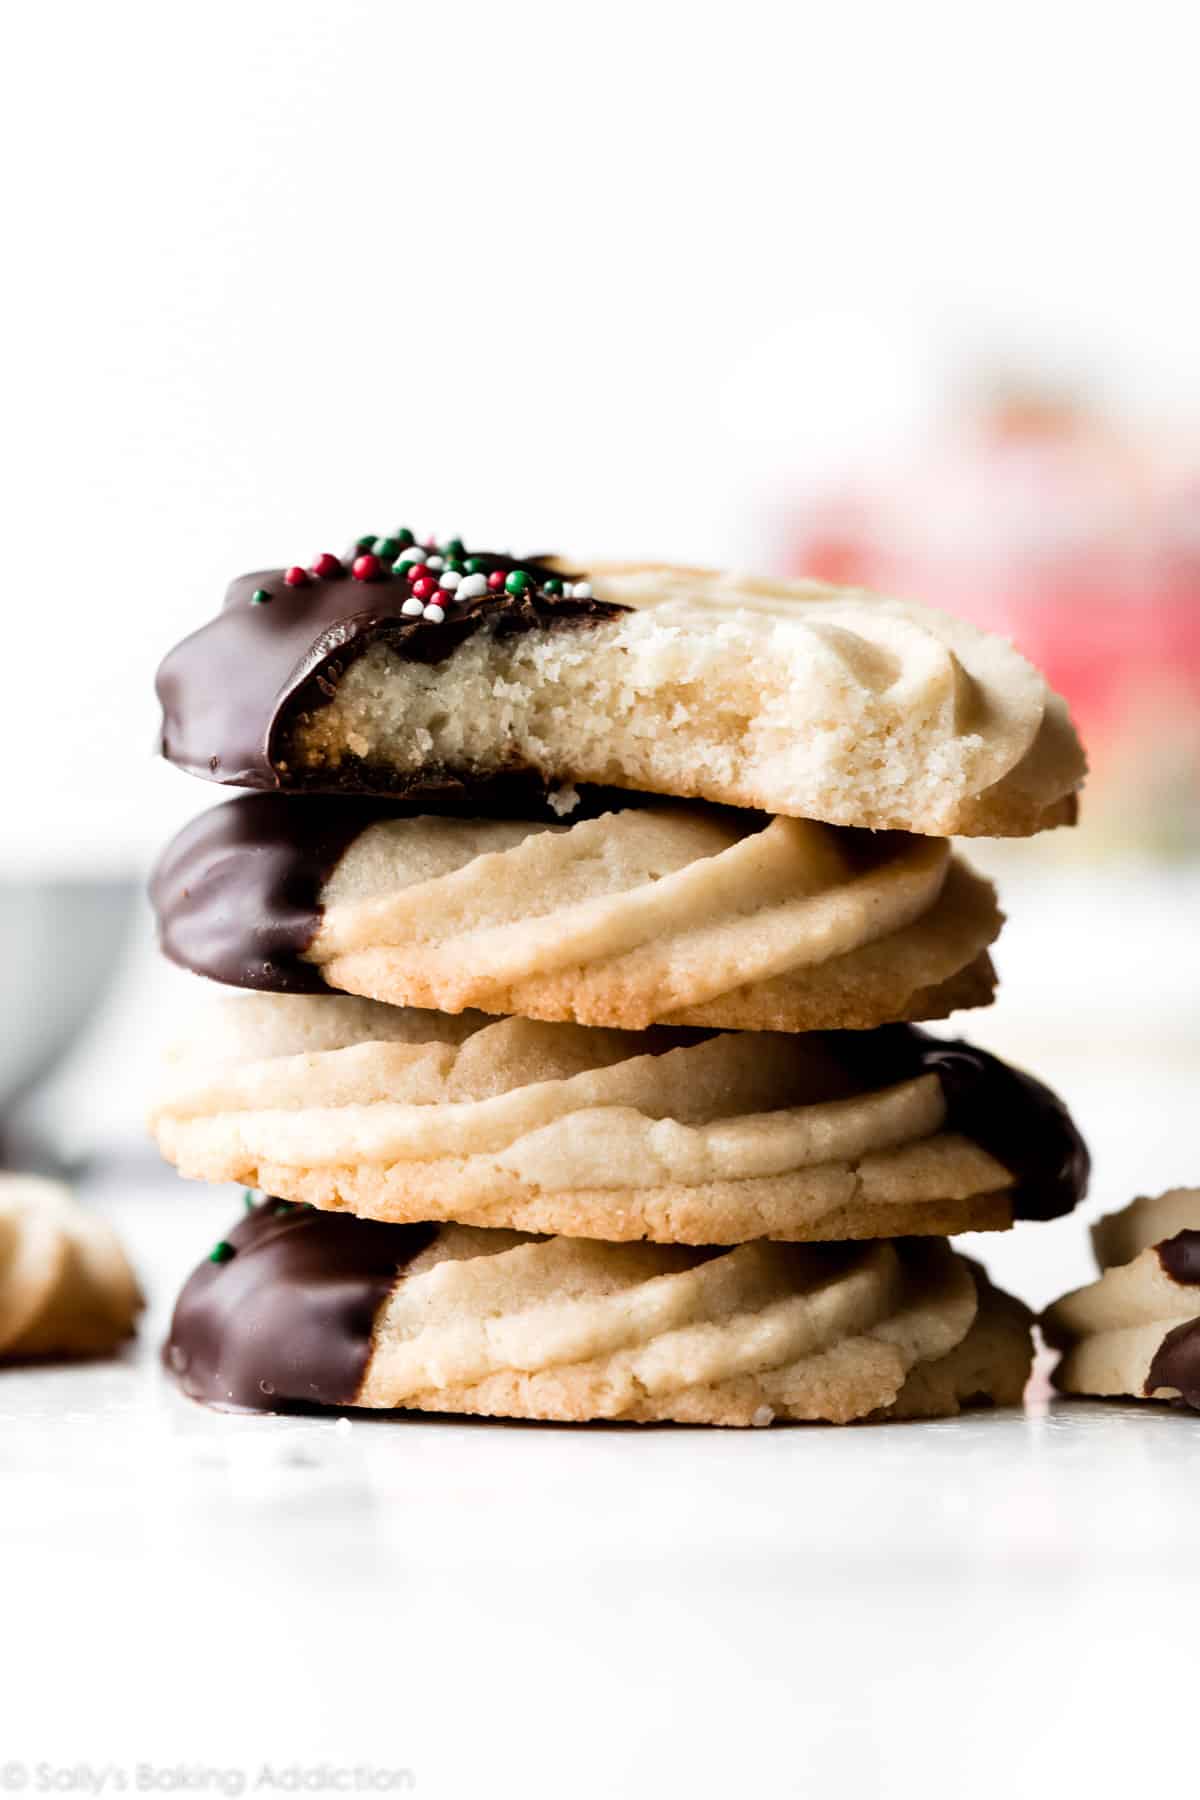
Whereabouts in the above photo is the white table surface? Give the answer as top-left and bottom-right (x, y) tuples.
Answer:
(3, 1170), (1197, 1800)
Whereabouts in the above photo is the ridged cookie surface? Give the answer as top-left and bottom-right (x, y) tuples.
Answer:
(0, 1175), (142, 1360)
(164, 1201), (1033, 1424)
(156, 549), (1084, 836)
(150, 996), (1087, 1245)
(1042, 1188), (1200, 1408)
(152, 793), (1001, 1031)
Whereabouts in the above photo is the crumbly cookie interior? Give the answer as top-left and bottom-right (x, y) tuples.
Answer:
(285, 575), (1079, 835)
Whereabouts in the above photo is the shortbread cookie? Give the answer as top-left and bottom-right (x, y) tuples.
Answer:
(152, 792), (1001, 1031)
(150, 999), (1088, 1244)
(164, 1200), (1032, 1423)
(1042, 1187), (1200, 1407)
(155, 535), (1084, 836)
(0, 1174), (142, 1360)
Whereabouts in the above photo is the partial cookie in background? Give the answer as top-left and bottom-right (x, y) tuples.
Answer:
(149, 995), (1088, 1246)
(1042, 1187), (1200, 1408)
(0, 1175), (142, 1360)
(156, 550), (1085, 837)
(152, 794), (1002, 1032)
(164, 1201), (1033, 1424)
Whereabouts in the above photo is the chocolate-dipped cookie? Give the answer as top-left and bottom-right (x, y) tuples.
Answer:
(165, 1201), (1033, 1424)
(150, 995), (1088, 1246)
(156, 533), (1085, 837)
(151, 793), (1002, 1031)
(1043, 1188), (1200, 1407)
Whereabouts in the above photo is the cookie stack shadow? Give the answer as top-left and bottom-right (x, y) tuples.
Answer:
(149, 539), (1089, 1424)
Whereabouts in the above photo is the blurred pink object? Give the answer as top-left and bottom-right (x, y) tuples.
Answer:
(786, 389), (1200, 850)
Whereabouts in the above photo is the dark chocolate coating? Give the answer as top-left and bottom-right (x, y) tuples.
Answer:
(826, 1026), (1089, 1222)
(1143, 1231), (1200, 1408)
(151, 795), (396, 993)
(163, 1202), (437, 1412)
(1155, 1228), (1200, 1286)
(1146, 1320), (1200, 1408)
(155, 554), (627, 792)
(150, 780), (633, 993)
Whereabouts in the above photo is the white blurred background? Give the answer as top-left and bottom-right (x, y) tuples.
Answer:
(2, 0), (1199, 1304)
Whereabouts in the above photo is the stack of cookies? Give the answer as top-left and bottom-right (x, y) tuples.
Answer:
(150, 537), (1089, 1424)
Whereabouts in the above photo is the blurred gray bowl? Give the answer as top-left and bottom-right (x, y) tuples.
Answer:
(0, 880), (134, 1160)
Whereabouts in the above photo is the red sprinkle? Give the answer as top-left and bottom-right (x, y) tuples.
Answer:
(352, 553), (382, 582)
(487, 571), (506, 590)
(311, 552), (343, 578)
(284, 565), (309, 587)
(405, 563), (428, 583)
(411, 577), (437, 601)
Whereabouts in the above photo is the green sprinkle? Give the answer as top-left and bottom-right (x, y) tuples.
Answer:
(464, 557), (485, 575)
(542, 577), (563, 596)
(374, 535), (400, 561)
(443, 537), (465, 559)
(356, 534), (376, 551)
(271, 1200), (296, 1216)
(250, 588), (271, 606)
(505, 570), (532, 595)
(394, 528), (415, 550)
(209, 1240), (236, 1265)
(242, 1190), (257, 1212)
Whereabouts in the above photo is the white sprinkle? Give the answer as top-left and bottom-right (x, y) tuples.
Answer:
(439, 569), (462, 590)
(401, 597), (423, 617)
(569, 580), (592, 599)
(455, 572), (488, 601)
(751, 1405), (775, 1428)
(547, 784), (580, 817)
(425, 554), (445, 571)
(423, 603), (446, 622)
(396, 545), (424, 564)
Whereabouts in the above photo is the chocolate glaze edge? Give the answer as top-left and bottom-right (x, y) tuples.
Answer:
(1142, 1231), (1200, 1407)
(1146, 1319), (1200, 1409)
(163, 1202), (437, 1412)
(1155, 1229), (1200, 1286)
(151, 795), (389, 994)
(826, 1026), (1089, 1223)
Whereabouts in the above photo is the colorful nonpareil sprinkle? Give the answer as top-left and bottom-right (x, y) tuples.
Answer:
(262, 525), (591, 626)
